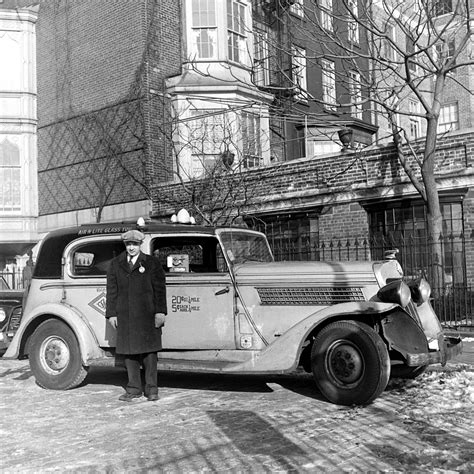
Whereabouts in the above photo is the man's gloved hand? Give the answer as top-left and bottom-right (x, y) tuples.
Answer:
(154, 313), (166, 328)
(108, 316), (118, 329)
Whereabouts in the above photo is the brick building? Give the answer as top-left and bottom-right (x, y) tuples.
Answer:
(35, 0), (380, 231)
(36, 0), (182, 229)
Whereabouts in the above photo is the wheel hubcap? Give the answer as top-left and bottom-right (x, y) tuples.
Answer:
(327, 340), (363, 384)
(40, 336), (70, 374)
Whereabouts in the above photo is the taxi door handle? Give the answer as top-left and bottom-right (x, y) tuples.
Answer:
(215, 287), (230, 296)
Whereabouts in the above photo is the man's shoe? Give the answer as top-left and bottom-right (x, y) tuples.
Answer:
(147, 393), (159, 401)
(119, 393), (142, 402)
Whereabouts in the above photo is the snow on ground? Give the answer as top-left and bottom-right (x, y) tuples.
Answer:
(383, 365), (474, 471)
(388, 365), (474, 412)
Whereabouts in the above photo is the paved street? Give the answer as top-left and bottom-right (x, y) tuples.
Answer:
(0, 346), (473, 473)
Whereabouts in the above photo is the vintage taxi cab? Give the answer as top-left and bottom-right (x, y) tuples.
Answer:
(4, 213), (462, 405)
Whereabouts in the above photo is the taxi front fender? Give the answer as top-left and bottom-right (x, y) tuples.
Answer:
(4, 302), (103, 364)
(225, 301), (399, 373)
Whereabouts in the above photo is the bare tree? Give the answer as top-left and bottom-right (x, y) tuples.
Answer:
(273, 0), (473, 287)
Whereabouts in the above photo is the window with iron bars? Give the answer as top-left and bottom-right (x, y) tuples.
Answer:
(368, 199), (465, 286)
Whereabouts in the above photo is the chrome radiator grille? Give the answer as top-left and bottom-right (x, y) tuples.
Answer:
(256, 287), (365, 305)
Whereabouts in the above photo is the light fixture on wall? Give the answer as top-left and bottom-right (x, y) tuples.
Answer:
(220, 149), (235, 169)
(338, 128), (353, 151)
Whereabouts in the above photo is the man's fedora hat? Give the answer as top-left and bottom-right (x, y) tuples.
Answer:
(121, 230), (145, 243)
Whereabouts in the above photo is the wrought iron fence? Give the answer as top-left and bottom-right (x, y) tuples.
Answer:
(0, 269), (29, 290)
(2, 233), (472, 329)
(268, 232), (474, 330)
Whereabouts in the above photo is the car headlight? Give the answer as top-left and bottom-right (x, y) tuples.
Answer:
(377, 280), (411, 308)
(0, 308), (6, 323)
(407, 278), (431, 305)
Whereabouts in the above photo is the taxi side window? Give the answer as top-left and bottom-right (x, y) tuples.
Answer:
(152, 237), (228, 273)
(71, 241), (124, 277)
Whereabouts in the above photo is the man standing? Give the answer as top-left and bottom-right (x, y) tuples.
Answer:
(106, 229), (167, 402)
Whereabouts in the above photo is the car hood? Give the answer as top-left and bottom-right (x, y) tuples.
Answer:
(233, 260), (379, 285)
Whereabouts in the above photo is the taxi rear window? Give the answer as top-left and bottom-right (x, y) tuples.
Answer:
(34, 234), (78, 279)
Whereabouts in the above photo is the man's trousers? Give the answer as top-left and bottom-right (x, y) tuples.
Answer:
(124, 352), (158, 396)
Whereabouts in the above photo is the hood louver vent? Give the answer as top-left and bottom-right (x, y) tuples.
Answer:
(256, 287), (364, 305)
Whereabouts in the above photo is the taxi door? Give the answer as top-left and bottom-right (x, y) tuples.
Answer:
(63, 236), (124, 348)
(153, 236), (236, 350)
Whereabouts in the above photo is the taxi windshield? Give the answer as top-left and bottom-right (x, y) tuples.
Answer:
(218, 230), (274, 264)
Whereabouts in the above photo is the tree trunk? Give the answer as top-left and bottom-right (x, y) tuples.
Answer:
(422, 116), (444, 297)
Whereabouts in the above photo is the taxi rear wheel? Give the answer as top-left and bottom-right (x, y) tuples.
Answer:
(311, 320), (390, 406)
(29, 319), (88, 390)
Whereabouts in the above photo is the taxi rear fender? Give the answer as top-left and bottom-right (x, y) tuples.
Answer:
(231, 301), (399, 373)
(4, 302), (103, 364)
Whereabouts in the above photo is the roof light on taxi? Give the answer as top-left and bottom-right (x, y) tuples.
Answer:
(171, 209), (196, 225)
(136, 217), (146, 228)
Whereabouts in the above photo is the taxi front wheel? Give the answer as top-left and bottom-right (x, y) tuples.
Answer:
(311, 320), (390, 406)
(29, 319), (88, 390)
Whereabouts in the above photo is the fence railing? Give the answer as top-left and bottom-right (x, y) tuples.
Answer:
(268, 232), (474, 330)
(0, 269), (29, 290)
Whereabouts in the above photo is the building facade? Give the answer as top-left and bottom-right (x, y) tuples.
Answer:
(0, 3), (38, 274)
(35, 0), (275, 231)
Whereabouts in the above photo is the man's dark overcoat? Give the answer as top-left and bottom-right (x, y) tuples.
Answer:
(106, 251), (167, 355)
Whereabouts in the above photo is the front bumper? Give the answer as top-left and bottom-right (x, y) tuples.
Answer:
(406, 335), (463, 366)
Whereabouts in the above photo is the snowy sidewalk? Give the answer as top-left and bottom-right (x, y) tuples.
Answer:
(0, 338), (473, 472)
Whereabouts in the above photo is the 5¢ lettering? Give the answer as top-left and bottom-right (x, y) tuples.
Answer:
(171, 295), (201, 313)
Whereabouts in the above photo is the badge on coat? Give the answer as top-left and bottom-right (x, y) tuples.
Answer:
(139, 263), (145, 273)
